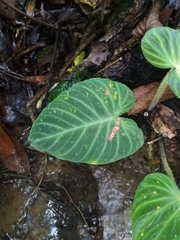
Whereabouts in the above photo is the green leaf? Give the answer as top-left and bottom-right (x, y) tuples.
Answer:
(132, 173), (180, 240)
(49, 80), (71, 101)
(49, 70), (93, 101)
(168, 69), (180, 98)
(28, 78), (144, 164)
(141, 27), (180, 69)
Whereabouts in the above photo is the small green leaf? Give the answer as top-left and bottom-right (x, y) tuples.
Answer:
(141, 27), (180, 69)
(67, 51), (85, 72)
(132, 173), (180, 240)
(49, 81), (71, 101)
(49, 70), (93, 101)
(28, 78), (144, 164)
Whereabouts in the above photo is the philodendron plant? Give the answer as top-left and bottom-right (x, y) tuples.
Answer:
(141, 26), (180, 110)
(28, 78), (144, 164)
(132, 26), (180, 240)
(28, 26), (180, 239)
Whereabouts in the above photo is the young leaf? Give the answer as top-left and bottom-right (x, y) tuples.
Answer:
(67, 51), (85, 72)
(141, 27), (180, 69)
(28, 78), (144, 164)
(49, 70), (93, 101)
(132, 173), (180, 240)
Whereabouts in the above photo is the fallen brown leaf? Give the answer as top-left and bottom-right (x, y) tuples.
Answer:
(128, 82), (175, 115)
(132, 0), (173, 40)
(0, 124), (29, 173)
(26, 75), (47, 85)
(145, 0), (164, 30)
(83, 41), (109, 66)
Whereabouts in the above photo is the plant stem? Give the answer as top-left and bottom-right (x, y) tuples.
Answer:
(158, 139), (175, 182)
(148, 68), (173, 111)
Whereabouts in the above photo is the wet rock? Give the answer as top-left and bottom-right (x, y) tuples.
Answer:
(0, 154), (102, 239)
(91, 147), (151, 240)
(0, 179), (80, 239)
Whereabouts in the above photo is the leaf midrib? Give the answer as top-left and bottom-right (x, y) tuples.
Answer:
(36, 115), (120, 139)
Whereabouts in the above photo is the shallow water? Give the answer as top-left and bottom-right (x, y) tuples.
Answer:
(91, 153), (151, 240)
(0, 145), (153, 240)
(0, 156), (101, 240)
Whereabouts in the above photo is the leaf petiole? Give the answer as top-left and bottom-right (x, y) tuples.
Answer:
(148, 68), (174, 111)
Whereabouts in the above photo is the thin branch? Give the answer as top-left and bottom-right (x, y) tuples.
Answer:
(17, 42), (46, 57)
(59, 183), (89, 227)
(31, 153), (48, 196)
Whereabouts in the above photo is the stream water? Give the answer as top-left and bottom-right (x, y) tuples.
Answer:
(0, 145), (153, 240)
(91, 152), (151, 240)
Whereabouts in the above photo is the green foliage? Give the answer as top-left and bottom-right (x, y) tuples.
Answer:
(141, 27), (179, 69)
(132, 173), (180, 240)
(132, 27), (180, 240)
(141, 26), (180, 97)
(28, 78), (144, 164)
(49, 70), (93, 101)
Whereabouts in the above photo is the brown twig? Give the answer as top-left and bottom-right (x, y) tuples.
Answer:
(0, 0), (54, 29)
(94, 57), (122, 75)
(59, 183), (89, 227)
(17, 42), (46, 57)
(0, 64), (27, 80)
(31, 153), (48, 196)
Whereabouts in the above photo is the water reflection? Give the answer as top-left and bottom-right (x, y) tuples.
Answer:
(91, 155), (151, 240)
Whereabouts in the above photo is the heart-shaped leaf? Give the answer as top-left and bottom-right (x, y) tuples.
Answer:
(132, 173), (180, 240)
(28, 78), (144, 164)
(141, 27), (180, 69)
